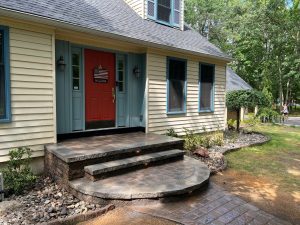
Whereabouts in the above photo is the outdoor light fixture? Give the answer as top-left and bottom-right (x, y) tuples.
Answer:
(57, 56), (66, 72)
(133, 66), (141, 78)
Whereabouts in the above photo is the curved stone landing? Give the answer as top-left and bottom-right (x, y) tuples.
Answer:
(69, 156), (210, 200)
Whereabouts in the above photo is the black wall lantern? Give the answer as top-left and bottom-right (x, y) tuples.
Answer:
(57, 56), (66, 72)
(133, 66), (141, 78)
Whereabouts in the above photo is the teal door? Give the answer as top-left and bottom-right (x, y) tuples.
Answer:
(116, 55), (127, 127)
(71, 47), (84, 131)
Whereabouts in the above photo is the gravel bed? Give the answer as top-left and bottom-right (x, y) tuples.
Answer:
(190, 131), (269, 174)
(209, 131), (269, 154)
(0, 177), (105, 225)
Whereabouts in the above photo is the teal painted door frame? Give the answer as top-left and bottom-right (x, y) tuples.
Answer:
(56, 40), (146, 134)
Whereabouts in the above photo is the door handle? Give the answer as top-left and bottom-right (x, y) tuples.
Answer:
(112, 87), (115, 103)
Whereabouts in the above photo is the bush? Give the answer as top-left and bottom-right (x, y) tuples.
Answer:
(183, 128), (198, 151)
(243, 115), (260, 127)
(183, 128), (224, 151)
(165, 128), (178, 137)
(1, 147), (36, 195)
(227, 119), (237, 130)
(257, 108), (279, 123)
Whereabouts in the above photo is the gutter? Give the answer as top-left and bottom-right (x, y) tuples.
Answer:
(0, 7), (232, 62)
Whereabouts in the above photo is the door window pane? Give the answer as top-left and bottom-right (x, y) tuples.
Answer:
(117, 58), (125, 93)
(199, 64), (214, 111)
(72, 53), (80, 90)
(167, 58), (186, 113)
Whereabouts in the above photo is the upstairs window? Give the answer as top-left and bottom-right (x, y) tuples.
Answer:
(199, 63), (215, 112)
(147, 0), (180, 27)
(0, 26), (10, 122)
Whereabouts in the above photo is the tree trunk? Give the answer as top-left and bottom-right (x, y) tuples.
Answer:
(278, 57), (283, 109)
(286, 79), (290, 105)
(236, 109), (240, 132)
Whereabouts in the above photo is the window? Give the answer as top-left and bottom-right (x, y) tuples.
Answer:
(72, 52), (80, 90)
(117, 57), (125, 92)
(147, 0), (180, 27)
(167, 58), (186, 113)
(0, 26), (10, 122)
(199, 63), (215, 112)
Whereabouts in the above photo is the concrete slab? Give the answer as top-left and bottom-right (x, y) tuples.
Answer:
(69, 156), (210, 200)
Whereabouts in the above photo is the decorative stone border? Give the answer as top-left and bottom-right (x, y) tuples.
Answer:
(43, 204), (115, 225)
(221, 132), (271, 155)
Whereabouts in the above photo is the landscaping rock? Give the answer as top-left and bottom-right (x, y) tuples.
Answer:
(194, 147), (209, 158)
(0, 177), (108, 225)
(210, 131), (269, 154)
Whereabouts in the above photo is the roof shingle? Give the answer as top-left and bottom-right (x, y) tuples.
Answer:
(0, 0), (230, 60)
(226, 67), (252, 92)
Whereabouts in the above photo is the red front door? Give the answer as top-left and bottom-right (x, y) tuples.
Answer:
(84, 49), (116, 129)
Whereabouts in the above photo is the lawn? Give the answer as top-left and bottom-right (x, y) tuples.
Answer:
(211, 124), (300, 224)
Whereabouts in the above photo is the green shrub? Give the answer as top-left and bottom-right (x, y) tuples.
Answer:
(165, 128), (178, 137)
(183, 129), (224, 151)
(1, 147), (36, 195)
(183, 128), (198, 151)
(257, 108), (279, 123)
(212, 132), (224, 146)
(243, 115), (260, 127)
(227, 119), (237, 130)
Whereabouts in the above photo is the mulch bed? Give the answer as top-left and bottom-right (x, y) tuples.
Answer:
(0, 177), (114, 225)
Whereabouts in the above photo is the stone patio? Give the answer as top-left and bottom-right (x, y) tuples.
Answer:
(45, 132), (211, 200)
(129, 182), (292, 225)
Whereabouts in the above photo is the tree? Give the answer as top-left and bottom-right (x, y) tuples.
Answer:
(185, 0), (300, 107)
(226, 90), (270, 131)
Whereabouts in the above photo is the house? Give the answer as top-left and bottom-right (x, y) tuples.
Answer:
(226, 67), (252, 122)
(0, 0), (230, 174)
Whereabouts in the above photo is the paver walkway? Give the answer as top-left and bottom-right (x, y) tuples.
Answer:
(128, 182), (291, 225)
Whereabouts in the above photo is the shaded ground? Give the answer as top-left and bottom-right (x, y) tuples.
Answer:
(78, 207), (179, 225)
(212, 124), (300, 224)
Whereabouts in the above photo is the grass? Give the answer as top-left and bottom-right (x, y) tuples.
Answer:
(226, 124), (300, 191)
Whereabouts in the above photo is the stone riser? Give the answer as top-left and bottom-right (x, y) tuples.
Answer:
(45, 142), (183, 181)
(85, 155), (184, 181)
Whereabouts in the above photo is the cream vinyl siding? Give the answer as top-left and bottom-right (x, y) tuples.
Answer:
(147, 52), (226, 135)
(0, 27), (55, 162)
(124, 0), (144, 18)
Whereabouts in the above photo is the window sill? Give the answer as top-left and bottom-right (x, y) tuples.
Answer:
(199, 110), (214, 113)
(0, 118), (11, 123)
(147, 18), (180, 29)
(167, 111), (186, 116)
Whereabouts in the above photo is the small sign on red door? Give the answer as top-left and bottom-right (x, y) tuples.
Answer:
(94, 65), (108, 83)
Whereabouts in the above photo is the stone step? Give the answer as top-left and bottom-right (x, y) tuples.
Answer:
(70, 156), (210, 200)
(84, 149), (185, 181)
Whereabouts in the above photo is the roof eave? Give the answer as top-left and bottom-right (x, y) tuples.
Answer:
(0, 7), (232, 62)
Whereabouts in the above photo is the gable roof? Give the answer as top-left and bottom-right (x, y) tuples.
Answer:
(226, 67), (252, 92)
(0, 0), (230, 61)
